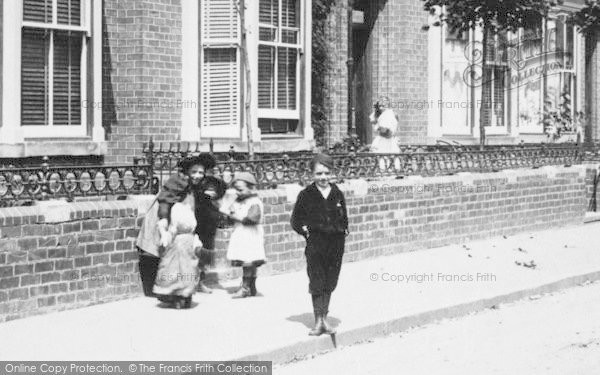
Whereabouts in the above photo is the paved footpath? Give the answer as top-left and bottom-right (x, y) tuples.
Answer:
(276, 280), (600, 375)
(0, 223), (600, 363)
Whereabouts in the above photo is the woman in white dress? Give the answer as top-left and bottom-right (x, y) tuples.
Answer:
(370, 102), (400, 153)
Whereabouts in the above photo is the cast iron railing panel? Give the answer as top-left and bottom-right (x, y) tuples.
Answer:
(0, 162), (154, 204)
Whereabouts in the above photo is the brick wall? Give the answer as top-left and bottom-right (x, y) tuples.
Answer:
(322, 0), (350, 145)
(0, 165), (595, 322)
(0, 202), (141, 322)
(325, 0), (429, 146)
(364, 0), (429, 145)
(253, 165), (591, 274)
(103, 0), (183, 164)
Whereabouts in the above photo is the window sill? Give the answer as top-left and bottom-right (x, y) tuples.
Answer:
(260, 133), (304, 140)
(518, 131), (545, 135)
(0, 140), (107, 158)
(259, 137), (314, 152)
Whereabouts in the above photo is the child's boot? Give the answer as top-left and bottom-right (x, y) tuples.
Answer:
(232, 277), (251, 299)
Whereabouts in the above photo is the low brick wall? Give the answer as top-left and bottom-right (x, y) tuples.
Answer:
(0, 202), (141, 322)
(0, 165), (596, 322)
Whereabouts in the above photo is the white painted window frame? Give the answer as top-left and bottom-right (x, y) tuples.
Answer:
(428, 9), (580, 139)
(180, 0), (312, 143)
(1, 0), (103, 143)
(256, 0), (302, 134)
(518, 13), (578, 134)
(21, 0), (89, 137)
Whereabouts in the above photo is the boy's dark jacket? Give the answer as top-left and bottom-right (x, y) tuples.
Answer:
(290, 183), (348, 236)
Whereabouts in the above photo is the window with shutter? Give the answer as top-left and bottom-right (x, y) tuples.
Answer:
(21, 0), (88, 137)
(257, 0), (301, 135)
(199, 0), (241, 138)
(21, 28), (49, 126)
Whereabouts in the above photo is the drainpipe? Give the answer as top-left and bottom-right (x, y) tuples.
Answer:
(347, 0), (355, 139)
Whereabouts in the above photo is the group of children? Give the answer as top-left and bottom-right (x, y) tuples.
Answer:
(136, 153), (348, 336)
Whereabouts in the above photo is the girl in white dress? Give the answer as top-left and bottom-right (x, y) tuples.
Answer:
(224, 172), (266, 298)
(369, 102), (400, 153)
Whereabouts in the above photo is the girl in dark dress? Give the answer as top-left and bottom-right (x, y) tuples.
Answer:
(291, 154), (349, 335)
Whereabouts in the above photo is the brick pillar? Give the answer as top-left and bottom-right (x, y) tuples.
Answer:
(323, 0), (350, 147)
(103, 0), (183, 164)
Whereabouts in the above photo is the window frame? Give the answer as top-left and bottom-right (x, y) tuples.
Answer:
(481, 30), (510, 135)
(431, 11), (580, 138)
(20, 0), (91, 138)
(438, 24), (474, 136)
(516, 14), (578, 134)
(256, 0), (303, 136)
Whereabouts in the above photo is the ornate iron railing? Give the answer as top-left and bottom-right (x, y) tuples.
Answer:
(0, 158), (155, 205)
(141, 139), (589, 162)
(142, 140), (600, 191)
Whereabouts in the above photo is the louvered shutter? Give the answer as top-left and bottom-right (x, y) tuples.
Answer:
(258, 45), (275, 108)
(277, 47), (297, 110)
(279, 0), (298, 110)
(258, 0), (276, 109)
(53, 31), (82, 125)
(201, 49), (239, 129)
(57, 0), (81, 26)
(21, 29), (49, 126)
(200, 0), (241, 130)
(259, 0), (278, 25)
(23, 0), (52, 23)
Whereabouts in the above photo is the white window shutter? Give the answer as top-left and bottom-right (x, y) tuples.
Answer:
(201, 0), (239, 44)
(201, 48), (240, 128)
(21, 28), (50, 126)
(200, 0), (241, 131)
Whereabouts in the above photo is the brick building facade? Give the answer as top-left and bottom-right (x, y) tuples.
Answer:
(336, 0), (593, 146)
(0, 0), (597, 162)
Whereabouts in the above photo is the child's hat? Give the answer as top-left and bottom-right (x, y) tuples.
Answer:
(232, 171), (257, 186)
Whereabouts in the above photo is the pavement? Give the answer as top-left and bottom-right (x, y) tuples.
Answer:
(1, 222), (600, 364)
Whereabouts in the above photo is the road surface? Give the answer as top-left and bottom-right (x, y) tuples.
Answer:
(276, 281), (600, 375)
